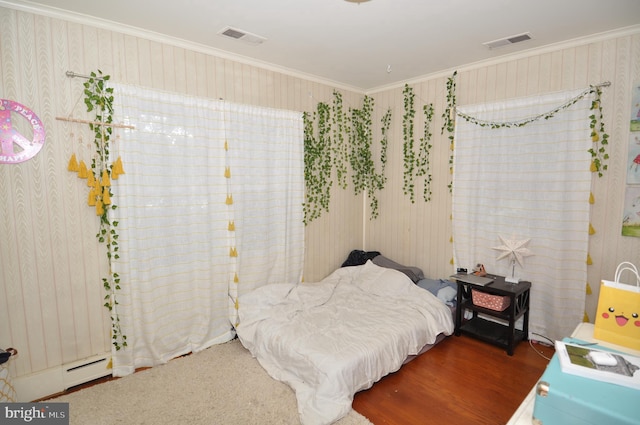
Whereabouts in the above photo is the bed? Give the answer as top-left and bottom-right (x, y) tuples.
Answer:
(236, 258), (455, 425)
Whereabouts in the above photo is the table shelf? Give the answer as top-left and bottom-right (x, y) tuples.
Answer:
(453, 275), (531, 355)
(458, 316), (527, 349)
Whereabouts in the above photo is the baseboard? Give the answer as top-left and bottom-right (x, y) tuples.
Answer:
(14, 352), (111, 402)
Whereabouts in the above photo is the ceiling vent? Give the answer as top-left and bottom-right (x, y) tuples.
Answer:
(483, 32), (532, 49)
(218, 26), (266, 45)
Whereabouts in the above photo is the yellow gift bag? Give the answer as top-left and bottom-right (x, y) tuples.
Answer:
(593, 262), (640, 351)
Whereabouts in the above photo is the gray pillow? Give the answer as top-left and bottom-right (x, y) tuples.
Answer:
(371, 255), (424, 283)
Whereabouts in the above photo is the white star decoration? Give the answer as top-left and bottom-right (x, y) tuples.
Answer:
(492, 235), (533, 267)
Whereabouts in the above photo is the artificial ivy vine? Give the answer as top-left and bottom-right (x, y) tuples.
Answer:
(350, 95), (391, 219)
(588, 86), (609, 177)
(68, 70), (127, 351)
(402, 85), (435, 203)
(441, 71), (457, 192)
(455, 83), (610, 178)
(303, 105), (332, 225)
(417, 103), (435, 201)
(303, 92), (391, 223)
(332, 90), (349, 190)
(402, 84), (416, 200)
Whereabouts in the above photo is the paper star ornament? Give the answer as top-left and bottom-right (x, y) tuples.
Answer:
(492, 235), (533, 267)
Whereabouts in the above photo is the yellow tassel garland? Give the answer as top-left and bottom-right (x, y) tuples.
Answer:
(226, 194), (233, 205)
(102, 187), (111, 205)
(77, 161), (88, 178)
(87, 187), (97, 206)
(228, 221), (235, 231)
(590, 160), (597, 172)
(230, 247), (238, 257)
(68, 154), (79, 172)
(589, 223), (595, 235)
(586, 254), (593, 265)
(583, 312), (590, 322)
(101, 169), (111, 187)
(111, 156), (125, 180)
(224, 166), (231, 178)
(234, 273), (239, 283)
(589, 192), (595, 204)
(87, 172), (96, 187)
(586, 282), (592, 295)
(95, 200), (104, 216)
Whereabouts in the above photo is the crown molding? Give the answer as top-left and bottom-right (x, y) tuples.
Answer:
(367, 24), (640, 95)
(2, 1), (639, 97)
(0, 0), (364, 94)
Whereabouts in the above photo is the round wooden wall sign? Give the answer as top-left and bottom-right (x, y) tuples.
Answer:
(0, 99), (46, 164)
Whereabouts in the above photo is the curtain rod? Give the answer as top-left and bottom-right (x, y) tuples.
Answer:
(60, 71), (135, 129)
(594, 81), (611, 88)
(65, 70), (104, 80)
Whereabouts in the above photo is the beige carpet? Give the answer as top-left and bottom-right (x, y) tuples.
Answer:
(49, 339), (373, 425)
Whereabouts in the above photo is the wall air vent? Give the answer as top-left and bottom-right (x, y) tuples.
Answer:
(218, 26), (266, 45)
(483, 32), (532, 49)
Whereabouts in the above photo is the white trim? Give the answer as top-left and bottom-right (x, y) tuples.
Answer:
(366, 24), (640, 94)
(602, 280), (640, 293)
(3, 1), (638, 96)
(13, 352), (111, 402)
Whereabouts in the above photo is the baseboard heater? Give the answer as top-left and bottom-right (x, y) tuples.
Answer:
(63, 353), (112, 390)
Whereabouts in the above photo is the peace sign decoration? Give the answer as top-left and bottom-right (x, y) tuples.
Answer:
(0, 99), (46, 164)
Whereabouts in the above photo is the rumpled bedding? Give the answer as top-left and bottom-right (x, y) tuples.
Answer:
(236, 260), (454, 425)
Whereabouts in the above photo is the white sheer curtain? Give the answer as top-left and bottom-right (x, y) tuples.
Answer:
(224, 103), (305, 326)
(453, 89), (593, 341)
(109, 84), (303, 376)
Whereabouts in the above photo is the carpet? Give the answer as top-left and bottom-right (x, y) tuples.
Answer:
(49, 339), (373, 425)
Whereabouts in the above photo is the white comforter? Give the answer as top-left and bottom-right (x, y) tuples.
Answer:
(236, 260), (454, 425)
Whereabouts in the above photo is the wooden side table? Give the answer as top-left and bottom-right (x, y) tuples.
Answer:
(454, 275), (531, 355)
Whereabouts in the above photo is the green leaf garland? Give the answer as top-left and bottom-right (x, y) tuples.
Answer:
(83, 70), (127, 351)
(402, 84), (416, 201)
(303, 92), (391, 223)
(403, 85), (435, 203)
(441, 71), (457, 192)
(455, 83), (610, 178)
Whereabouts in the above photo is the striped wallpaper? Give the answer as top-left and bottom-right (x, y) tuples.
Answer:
(0, 4), (639, 396)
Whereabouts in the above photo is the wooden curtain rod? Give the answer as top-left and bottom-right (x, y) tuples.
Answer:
(55, 116), (135, 129)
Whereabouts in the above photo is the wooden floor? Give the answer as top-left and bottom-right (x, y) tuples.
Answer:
(48, 334), (554, 425)
(353, 334), (555, 425)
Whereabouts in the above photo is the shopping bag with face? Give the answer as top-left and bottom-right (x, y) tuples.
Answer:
(593, 262), (640, 351)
